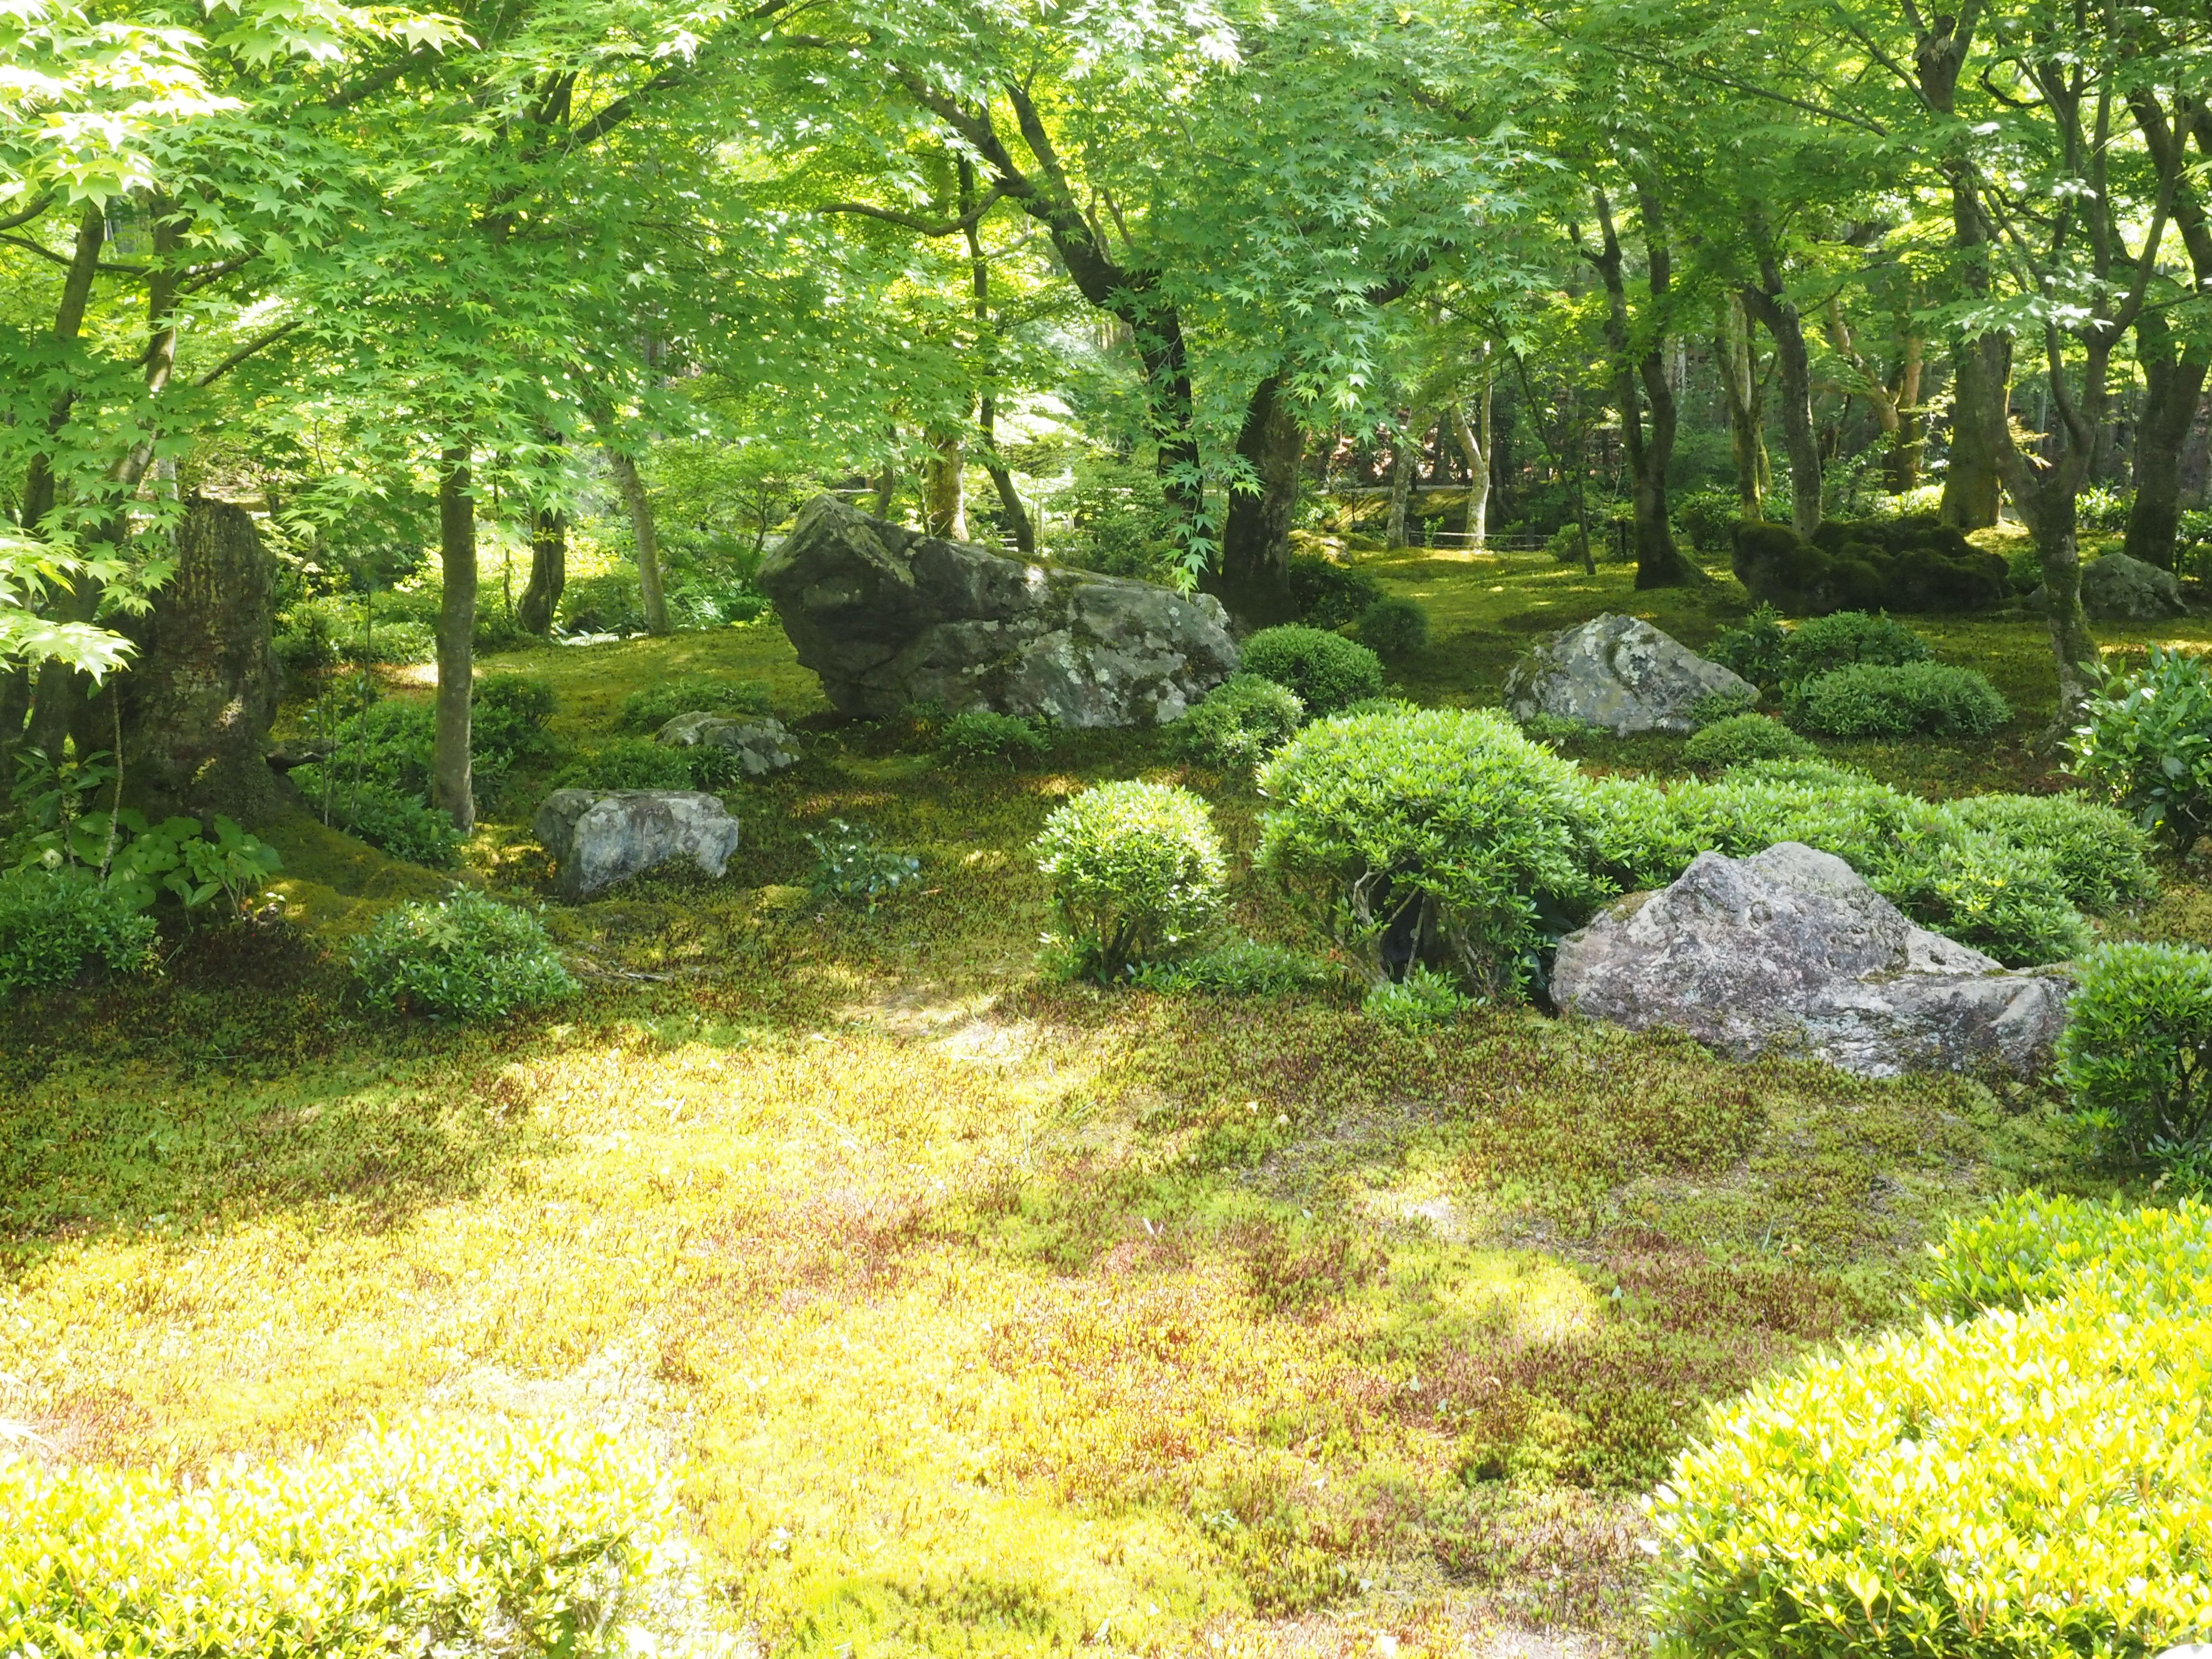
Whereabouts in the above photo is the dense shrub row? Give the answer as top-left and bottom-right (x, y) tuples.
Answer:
(0, 1417), (667, 1659)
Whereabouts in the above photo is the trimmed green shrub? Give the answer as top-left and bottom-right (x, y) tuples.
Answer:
(1942, 792), (2157, 912)
(938, 709), (1050, 769)
(1128, 939), (1337, 995)
(1356, 596), (1430, 661)
(1791, 661), (2010, 738)
(1, 1415), (664, 1659)
(330, 782), (465, 868)
(1683, 713), (1813, 769)
(616, 675), (771, 733)
(1034, 780), (1226, 981)
(551, 740), (698, 793)
(2069, 645), (2212, 855)
(348, 887), (578, 1019)
(1875, 831), (2091, 965)
(1685, 688), (1758, 728)
(1176, 673), (1306, 770)
(803, 818), (921, 912)
(2061, 941), (2212, 1163)
(0, 870), (158, 998)
(1652, 1193), (2212, 1659)
(1363, 965), (1468, 1029)
(1775, 609), (1933, 681)
(1672, 488), (1740, 556)
(1285, 554), (1383, 628)
(1545, 523), (1590, 566)
(1258, 707), (1603, 998)
(1239, 625), (1386, 716)
(1704, 604), (1791, 687)
(473, 673), (557, 769)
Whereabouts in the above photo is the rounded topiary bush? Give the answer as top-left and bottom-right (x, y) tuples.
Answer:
(2060, 940), (2212, 1163)
(1777, 610), (1933, 682)
(349, 887), (579, 1019)
(1356, 596), (1430, 661)
(1033, 780), (1226, 980)
(1683, 713), (1816, 769)
(0, 870), (158, 999)
(1792, 661), (2010, 738)
(1239, 625), (1386, 716)
(1257, 706), (1602, 998)
(1176, 673), (1306, 770)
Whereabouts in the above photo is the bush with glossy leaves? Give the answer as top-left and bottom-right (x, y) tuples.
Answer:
(1176, 673), (1306, 770)
(1034, 780), (1226, 981)
(348, 887), (578, 1020)
(1238, 626), (1386, 716)
(2069, 646), (2212, 855)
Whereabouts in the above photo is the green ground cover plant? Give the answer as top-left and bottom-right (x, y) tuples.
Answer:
(1791, 661), (2011, 738)
(938, 709), (1052, 768)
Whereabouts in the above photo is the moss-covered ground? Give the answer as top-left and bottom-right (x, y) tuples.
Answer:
(2, 544), (2201, 1657)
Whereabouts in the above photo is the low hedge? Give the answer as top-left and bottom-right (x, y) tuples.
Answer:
(1, 1416), (667, 1658)
(1652, 1193), (2212, 1658)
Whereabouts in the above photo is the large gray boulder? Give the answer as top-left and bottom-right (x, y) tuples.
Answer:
(533, 789), (741, 900)
(655, 712), (798, 777)
(757, 494), (1239, 726)
(2080, 552), (2185, 621)
(1552, 842), (2069, 1078)
(1504, 613), (1754, 735)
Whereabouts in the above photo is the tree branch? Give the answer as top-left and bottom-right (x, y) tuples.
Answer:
(818, 186), (1008, 236)
(194, 319), (301, 387)
(0, 191), (55, 233)
(0, 233), (147, 276)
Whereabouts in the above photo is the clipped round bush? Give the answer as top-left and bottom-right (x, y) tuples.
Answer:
(1683, 713), (1815, 769)
(1777, 609), (1933, 682)
(1791, 661), (2010, 738)
(1258, 706), (1603, 998)
(0, 870), (157, 998)
(1286, 555), (1383, 628)
(2069, 645), (2212, 855)
(2061, 940), (2212, 1162)
(1239, 625), (1385, 716)
(1176, 673), (1306, 770)
(1356, 596), (1430, 661)
(348, 887), (578, 1019)
(551, 739), (697, 793)
(616, 675), (770, 732)
(1943, 792), (2157, 912)
(938, 709), (1050, 769)
(1033, 780), (1226, 980)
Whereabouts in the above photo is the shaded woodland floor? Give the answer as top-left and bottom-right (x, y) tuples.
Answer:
(3, 542), (2204, 1658)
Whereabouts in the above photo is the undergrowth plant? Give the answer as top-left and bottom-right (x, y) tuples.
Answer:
(938, 710), (1051, 769)
(1033, 780), (1225, 980)
(1176, 674), (1306, 771)
(348, 888), (578, 1020)
(1239, 626), (1386, 716)
(2069, 645), (2212, 855)
(2060, 941), (2212, 1167)
(804, 819), (922, 912)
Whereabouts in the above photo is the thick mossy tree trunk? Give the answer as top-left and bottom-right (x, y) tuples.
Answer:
(120, 497), (283, 825)
(1944, 332), (2012, 529)
(1587, 186), (1702, 588)
(2126, 312), (2210, 570)
(433, 450), (477, 834)
(1740, 255), (1822, 536)
(1384, 413), (1423, 549)
(1216, 371), (1305, 622)
(1717, 294), (1769, 520)
(923, 430), (966, 539)
(517, 507), (566, 635)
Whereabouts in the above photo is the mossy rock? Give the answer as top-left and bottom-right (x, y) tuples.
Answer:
(1733, 516), (2010, 616)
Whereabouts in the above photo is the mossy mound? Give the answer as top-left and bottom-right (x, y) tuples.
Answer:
(1733, 516), (2010, 616)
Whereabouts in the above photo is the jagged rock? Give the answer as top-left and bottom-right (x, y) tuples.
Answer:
(533, 789), (741, 900)
(655, 712), (798, 777)
(1504, 613), (1754, 735)
(757, 494), (1238, 726)
(1552, 842), (2070, 1078)
(2080, 552), (2185, 621)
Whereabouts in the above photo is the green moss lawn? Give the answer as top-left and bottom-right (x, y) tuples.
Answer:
(4, 547), (2202, 1658)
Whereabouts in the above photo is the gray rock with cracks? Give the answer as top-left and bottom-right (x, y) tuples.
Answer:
(534, 789), (742, 900)
(655, 711), (799, 776)
(757, 493), (1239, 726)
(1551, 842), (2070, 1078)
(1504, 613), (1754, 735)
(2080, 552), (2186, 621)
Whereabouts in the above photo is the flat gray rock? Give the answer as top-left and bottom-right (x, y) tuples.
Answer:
(1552, 842), (2069, 1078)
(757, 494), (1238, 726)
(2080, 552), (2185, 621)
(1505, 613), (1753, 735)
(533, 789), (741, 900)
(655, 712), (798, 776)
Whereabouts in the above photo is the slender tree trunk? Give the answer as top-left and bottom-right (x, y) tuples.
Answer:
(1741, 256), (1821, 536)
(518, 507), (567, 633)
(1219, 371), (1305, 613)
(433, 448), (477, 833)
(606, 447), (668, 634)
(978, 396), (1034, 555)
(1888, 335), (1926, 492)
(17, 203), (105, 536)
(873, 458), (895, 519)
(1450, 388), (1491, 546)
(1941, 296), (2011, 527)
(923, 429), (965, 538)
(958, 167), (1034, 557)
(1385, 413), (1422, 547)
(1717, 295), (1767, 519)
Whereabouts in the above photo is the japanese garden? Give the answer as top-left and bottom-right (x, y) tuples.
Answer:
(8, 0), (2212, 1653)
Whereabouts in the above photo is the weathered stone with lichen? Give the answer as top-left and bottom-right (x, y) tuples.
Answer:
(757, 494), (1238, 726)
(1504, 613), (1753, 735)
(533, 789), (741, 900)
(655, 712), (798, 776)
(1551, 842), (2069, 1078)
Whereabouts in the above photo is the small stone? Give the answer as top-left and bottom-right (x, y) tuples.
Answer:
(533, 789), (741, 900)
(1504, 613), (1754, 735)
(1552, 842), (2069, 1078)
(2080, 552), (2185, 621)
(655, 712), (799, 776)
(757, 494), (1238, 726)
